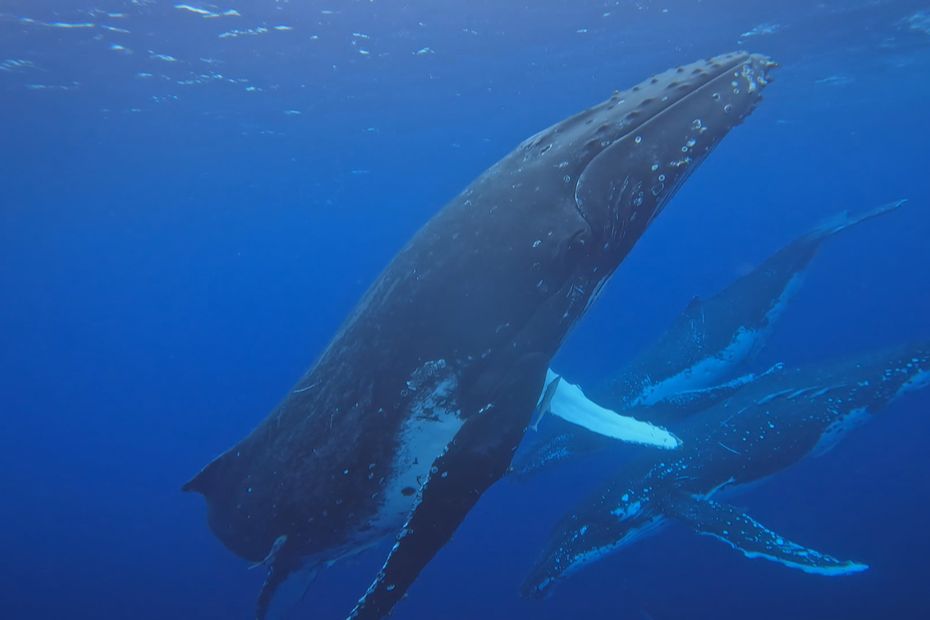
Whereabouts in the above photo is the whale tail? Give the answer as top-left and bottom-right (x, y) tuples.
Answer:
(808, 198), (908, 242)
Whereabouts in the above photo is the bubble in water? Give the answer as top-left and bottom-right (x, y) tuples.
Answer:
(634, 135), (643, 144)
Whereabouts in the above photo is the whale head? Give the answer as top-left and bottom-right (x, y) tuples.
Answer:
(516, 52), (776, 269)
(522, 484), (662, 599)
(818, 341), (930, 411)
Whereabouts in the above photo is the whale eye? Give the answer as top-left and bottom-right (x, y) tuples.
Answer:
(400, 486), (416, 497)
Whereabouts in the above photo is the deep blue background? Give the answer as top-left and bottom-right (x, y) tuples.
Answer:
(2, 1), (929, 618)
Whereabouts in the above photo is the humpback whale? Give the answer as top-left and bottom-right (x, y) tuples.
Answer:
(183, 52), (775, 619)
(523, 341), (930, 598)
(602, 199), (909, 409)
(514, 200), (908, 477)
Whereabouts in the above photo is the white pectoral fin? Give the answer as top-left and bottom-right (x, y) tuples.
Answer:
(542, 370), (681, 449)
(667, 494), (869, 576)
(530, 369), (562, 430)
(652, 362), (785, 413)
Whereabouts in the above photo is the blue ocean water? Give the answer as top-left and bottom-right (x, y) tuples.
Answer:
(2, 1), (929, 619)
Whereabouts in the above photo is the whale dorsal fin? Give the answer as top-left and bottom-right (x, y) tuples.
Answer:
(664, 494), (868, 576)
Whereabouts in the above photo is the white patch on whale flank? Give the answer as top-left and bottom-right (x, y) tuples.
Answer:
(896, 369), (930, 397)
(633, 275), (802, 406)
(812, 407), (869, 457)
(633, 325), (762, 405)
(368, 360), (464, 534)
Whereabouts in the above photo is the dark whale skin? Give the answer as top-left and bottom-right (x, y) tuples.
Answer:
(184, 51), (776, 619)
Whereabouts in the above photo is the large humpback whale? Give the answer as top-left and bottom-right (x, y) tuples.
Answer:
(514, 200), (908, 477)
(523, 341), (930, 598)
(184, 52), (775, 619)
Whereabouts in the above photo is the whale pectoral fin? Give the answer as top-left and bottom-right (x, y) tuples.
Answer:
(665, 495), (868, 576)
(249, 534), (289, 570)
(348, 355), (548, 620)
(545, 374), (680, 449)
(529, 369), (562, 431)
(283, 564), (323, 617)
(811, 198), (908, 241)
(255, 540), (302, 620)
(642, 363), (785, 426)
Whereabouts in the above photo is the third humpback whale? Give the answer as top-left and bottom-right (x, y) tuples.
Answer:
(523, 341), (930, 597)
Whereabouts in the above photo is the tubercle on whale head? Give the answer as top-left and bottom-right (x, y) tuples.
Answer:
(581, 51), (776, 259)
(519, 52), (776, 263)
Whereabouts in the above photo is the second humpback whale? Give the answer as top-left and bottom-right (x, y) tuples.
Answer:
(183, 52), (775, 619)
(514, 200), (908, 477)
(601, 199), (909, 410)
(523, 341), (930, 598)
